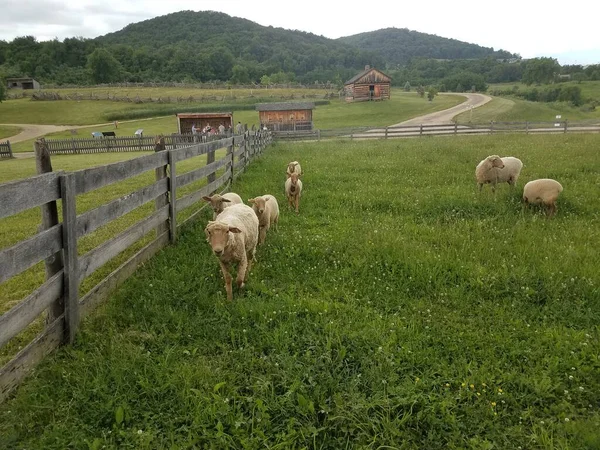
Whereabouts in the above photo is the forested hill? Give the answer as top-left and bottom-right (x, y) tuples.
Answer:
(337, 28), (516, 66)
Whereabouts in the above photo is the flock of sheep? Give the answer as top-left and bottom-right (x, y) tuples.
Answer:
(475, 154), (563, 217)
(202, 161), (302, 300)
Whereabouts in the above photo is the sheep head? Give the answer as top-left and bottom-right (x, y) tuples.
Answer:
(202, 194), (232, 215)
(205, 221), (241, 256)
(487, 155), (505, 169)
(248, 196), (269, 215)
(289, 173), (299, 186)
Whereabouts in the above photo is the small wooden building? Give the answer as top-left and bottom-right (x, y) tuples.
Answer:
(344, 66), (391, 102)
(256, 102), (315, 131)
(176, 112), (233, 134)
(6, 77), (41, 90)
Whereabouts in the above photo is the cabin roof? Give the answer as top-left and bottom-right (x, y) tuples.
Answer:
(344, 68), (391, 85)
(176, 112), (233, 119)
(256, 102), (315, 111)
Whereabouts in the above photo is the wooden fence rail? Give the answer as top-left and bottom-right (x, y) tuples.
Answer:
(272, 121), (600, 141)
(0, 130), (272, 402)
(0, 140), (12, 158)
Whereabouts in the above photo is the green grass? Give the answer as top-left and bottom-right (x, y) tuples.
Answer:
(1, 134), (599, 448)
(489, 80), (600, 102)
(0, 125), (21, 140)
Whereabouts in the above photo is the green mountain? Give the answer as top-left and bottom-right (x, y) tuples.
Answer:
(337, 28), (516, 66)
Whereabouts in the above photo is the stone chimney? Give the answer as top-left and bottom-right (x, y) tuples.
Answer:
(365, 65), (370, 71)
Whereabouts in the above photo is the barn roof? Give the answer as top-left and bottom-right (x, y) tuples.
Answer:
(255, 102), (315, 111)
(344, 67), (391, 85)
(176, 112), (232, 119)
(6, 77), (38, 82)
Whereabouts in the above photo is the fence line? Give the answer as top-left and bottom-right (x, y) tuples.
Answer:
(0, 141), (12, 158)
(0, 130), (272, 402)
(272, 121), (600, 141)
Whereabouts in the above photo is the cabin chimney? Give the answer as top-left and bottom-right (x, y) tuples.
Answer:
(365, 65), (370, 70)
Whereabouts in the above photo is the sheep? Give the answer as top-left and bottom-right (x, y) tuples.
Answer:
(204, 203), (259, 300)
(286, 161), (302, 177)
(523, 179), (563, 218)
(285, 173), (303, 213)
(248, 195), (279, 245)
(475, 155), (523, 193)
(202, 192), (243, 219)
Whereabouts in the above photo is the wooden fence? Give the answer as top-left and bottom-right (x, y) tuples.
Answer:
(0, 141), (12, 158)
(0, 130), (272, 402)
(40, 133), (235, 155)
(272, 121), (600, 141)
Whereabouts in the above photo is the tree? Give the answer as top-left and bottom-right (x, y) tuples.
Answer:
(87, 48), (123, 83)
(260, 74), (271, 87)
(416, 85), (425, 97)
(427, 87), (438, 101)
(0, 79), (5, 102)
(455, 83), (464, 92)
(230, 64), (250, 84)
(404, 81), (411, 92)
(522, 57), (560, 85)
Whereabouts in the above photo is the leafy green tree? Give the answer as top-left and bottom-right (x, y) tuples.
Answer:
(427, 87), (438, 101)
(416, 85), (425, 97)
(260, 74), (271, 86)
(87, 48), (123, 83)
(522, 57), (560, 85)
(0, 79), (5, 102)
(404, 81), (411, 92)
(455, 83), (464, 92)
(230, 64), (250, 84)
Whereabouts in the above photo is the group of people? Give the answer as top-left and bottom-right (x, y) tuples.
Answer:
(191, 122), (229, 136)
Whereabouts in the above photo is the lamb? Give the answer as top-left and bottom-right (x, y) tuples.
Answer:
(204, 203), (259, 300)
(475, 155), (523, 193)
(248, 195), (279, 245)
(285, 173), (303, 214)
(286, 161), (302, 177)
(523, 179), (563, 218)
(203, 192), (243, 219)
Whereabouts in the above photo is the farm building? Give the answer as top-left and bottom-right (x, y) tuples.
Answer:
(176, 112), (233, 134)
(344, 66), (391, 102)
(6, 77), (41, 90)
(256, 102), (315, 131)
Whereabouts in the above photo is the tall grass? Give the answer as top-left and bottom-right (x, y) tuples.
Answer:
(1, 135), (599, 448)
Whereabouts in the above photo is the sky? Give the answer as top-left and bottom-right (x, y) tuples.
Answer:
(1, 0), (599, 65)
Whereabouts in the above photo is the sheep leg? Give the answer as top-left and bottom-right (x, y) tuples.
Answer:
(258, 226), (266, 245)
(245, 251), (253, 282)
(237, 252), (248, 290)
(547, 203), (556, 218)
(273, 213), (279, 231)
(294, 195), (299, 214)
(218, 261), (233, 301)
(287, 195), (294, 210)
(478, 183), (483, 192)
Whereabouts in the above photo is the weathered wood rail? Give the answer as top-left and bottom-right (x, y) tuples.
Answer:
(0, 140), (13, 158)
(273, 121), (600, 141)
(40, 132), (236, 155)
(0, 130), (272, 402)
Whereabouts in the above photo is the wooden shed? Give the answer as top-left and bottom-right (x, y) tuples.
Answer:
(176, 112), (233, 134)
(256, 102), (315, 131)
(344, 66), (391, 102)
(6, 77), (41, 90)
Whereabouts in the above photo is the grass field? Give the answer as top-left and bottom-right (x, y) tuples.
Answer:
(0, 125), (21, 140)
(1, 134), (599, 448)
(489, 81), (600, 102)
(4, 90), (465, 153)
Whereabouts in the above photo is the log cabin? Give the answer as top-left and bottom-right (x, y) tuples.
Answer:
(256, 102), (315, 131)
(344, 66), (391, 102)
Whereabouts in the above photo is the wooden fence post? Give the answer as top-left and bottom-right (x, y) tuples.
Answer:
(7, 141), (12, 158)
(227, 141), (234, 184)
(207, 141), (216, 186)
(526, 122), (529, 134)
(245, 134), (251, 168)
(385, 127), (388, 139)
(154, 146), (169, 239)
(59, 173), (80, 344)
(167, 150), (177, 244)
(490, 121), (495, 134)
(454, 123), (458, 135)
(419, 124), (423, 136)
(34, 139), (65, 327)
(317, 129), (321, 141)
(564, 120), (568, 134)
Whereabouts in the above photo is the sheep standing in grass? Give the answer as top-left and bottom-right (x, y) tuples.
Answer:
(476, 155), (523, 193)
(205, 203), (259, 300)
(285, 173), (303, 214)
(286, 161), (302, 177)
(523, 179), (563, 218)
(203, 193), (243, 219)
(248, 195), (279, 245)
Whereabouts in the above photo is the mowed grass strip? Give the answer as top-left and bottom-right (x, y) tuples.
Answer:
(1, 135), (599, 448)
(0, 125), (22, 140)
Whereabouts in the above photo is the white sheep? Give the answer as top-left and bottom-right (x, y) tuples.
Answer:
(205, 203), (259, 301)
(248, 195), (279, 245)
(475, 155), (523, 193)
(286, 161), (302, 177)
(285, 173), (303, 214)
(523, 179), (563, 218)
(203, 192), (243, 219)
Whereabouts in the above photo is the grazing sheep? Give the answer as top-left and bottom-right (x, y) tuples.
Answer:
(285, 173), (303, 213)
(203, 193), (243, 219)
(204, 203), (259, 300)
(476, 155), (523, 193)
(286, 161), (302, 177)
(523, 179), (563, 218)
(248, 195), (279, 245)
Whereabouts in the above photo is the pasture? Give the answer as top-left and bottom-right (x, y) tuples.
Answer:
(0, 126), (21, 140)
(1, 134), (599, 448)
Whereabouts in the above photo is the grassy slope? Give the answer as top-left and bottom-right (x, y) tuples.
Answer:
(6, 90), (464, 152)
(1, 135), (599, 449)
(489, 81), (600, 102)
(0, 126), (21, 140)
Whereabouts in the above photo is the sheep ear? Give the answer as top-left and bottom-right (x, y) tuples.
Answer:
(248, 198), (255, 203)
(202, 196), (212, 202)
(264, 197), (270, 202)
(286, 173), (291, 178)
(229, 227), (242, 234)
(222, 198), (231, 203)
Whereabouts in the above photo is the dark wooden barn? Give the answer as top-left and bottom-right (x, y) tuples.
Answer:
(256, 102), (315, 131)
(344, 66), (392, 102)
(176, 112), (233, 134)
(6, 77), (41, 90)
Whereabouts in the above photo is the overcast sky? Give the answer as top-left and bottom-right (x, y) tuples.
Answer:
(1, 0), (598, 65)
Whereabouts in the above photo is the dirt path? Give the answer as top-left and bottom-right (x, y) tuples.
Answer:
(394, 93), (492, 126)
